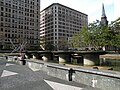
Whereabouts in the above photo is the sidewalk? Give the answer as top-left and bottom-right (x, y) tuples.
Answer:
(0, 57), (100, 90)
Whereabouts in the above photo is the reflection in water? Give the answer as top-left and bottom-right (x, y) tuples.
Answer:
(51, 57), (120, 71)
(100, 58), (120, 71)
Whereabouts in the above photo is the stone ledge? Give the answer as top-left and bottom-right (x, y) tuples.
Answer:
(25, 58), (120, 79)
(73, 67), (120, 79)
(47, 64), (71, 71)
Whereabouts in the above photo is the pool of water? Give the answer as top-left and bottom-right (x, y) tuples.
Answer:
(99, 58), (120, 71)
(50, 57), (120, 71)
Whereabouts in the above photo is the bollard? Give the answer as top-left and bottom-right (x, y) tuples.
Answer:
(67, 68), (75, 81)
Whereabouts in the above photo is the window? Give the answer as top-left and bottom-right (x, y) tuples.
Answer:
(8, 34), (10, 38)
(12, 10), (14, 13)
(55, 25), (57, 28)
(1, 7), (4, 11)
(58, 7), (61, 10)
(1, 17), (3, 21)
(0, 22), (3, 26)
(5, 29), (7, 32)
(8, 14), (11, 17)
(5, 18), (7, 22)
(5, 3), (8, 6)
(5, 34), (7, 37)
(9, 9), (11, 12)
(1, 12), (4, 16)
(0, 1), (4, 5)
(0, 28), (3, 31)
(5, 8), (8, 12)
(9, 4), (11, 7)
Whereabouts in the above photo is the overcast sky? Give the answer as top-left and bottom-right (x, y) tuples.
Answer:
(41, 0), (119, 24)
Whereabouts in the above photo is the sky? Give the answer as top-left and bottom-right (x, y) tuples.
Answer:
(41, 0), (119, 24)
(114, 0), (120, 19)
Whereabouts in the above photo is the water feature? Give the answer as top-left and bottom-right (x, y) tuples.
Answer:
(100, 58), (120, 71)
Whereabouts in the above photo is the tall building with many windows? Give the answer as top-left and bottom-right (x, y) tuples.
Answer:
(40, 3), (88, 50)
(0, 0), (40, 50)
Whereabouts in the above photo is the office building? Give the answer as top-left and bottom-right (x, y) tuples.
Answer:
(40, 3), (88, 50)
(0, 0), (40, 50)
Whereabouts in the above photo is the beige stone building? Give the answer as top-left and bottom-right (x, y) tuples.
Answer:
(0, 0), (40, 50)
(40, 3), (88, 50)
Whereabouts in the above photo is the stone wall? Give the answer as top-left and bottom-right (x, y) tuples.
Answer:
(25, 59), (71, 81)
(73, 68), (120, 90)
(26, 59), (45, 71)
(47, 64), (71, 81)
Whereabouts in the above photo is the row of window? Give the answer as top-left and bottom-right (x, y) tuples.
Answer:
(0, 11), (39, 18)
(41, 6), (87, 19)
(45, 34), (72, 41)
(44, 29), (78, 35)
(58, 5), (87, 17)
(41, 23), (84, 30)
(4, 33), (37, 38)
(40, 23), (82, 30)
(0, 22), (37, 28)
(58, 13), (87, 21)
(0, 28), (39, 35)
(41, 16), (86, 27)
(40, 23), (82, 31)
(3, 38), (39, 44)
(0, 0), (40, 7)
(0, 17), (39, 25)
(0, 5), (38, 12)
(40, 28), (78, 36)
(0, 4), (39, 14)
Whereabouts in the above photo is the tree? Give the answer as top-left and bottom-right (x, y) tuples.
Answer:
(72, 32), (81, 48)
(45, 42), (54, 51)
(110, 17), (120, 50)
(97, 26), (114, 47)
(110, 17), (120, 32)
(72, 20), (116, 51)
(72, 26), (92, 48)
(58, 37), (68, 50)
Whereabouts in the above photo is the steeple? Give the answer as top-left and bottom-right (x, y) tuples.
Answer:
(101, 3), (108, 26)
(102, 3), (106, 17)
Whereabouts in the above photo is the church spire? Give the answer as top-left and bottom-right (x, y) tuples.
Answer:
(102, 3), (106, 17)
(101, 3), (108, 26)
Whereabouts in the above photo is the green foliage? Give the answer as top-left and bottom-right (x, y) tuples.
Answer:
(113, 33), (120, 47)
(110, 17), (120, 47)
(72, 26), (91, 48)
(72, 18), (120, 50)
(111, 17), (120, 31)
(45, 42), (54, 51)
(72, 33), (80, 48)
(58, 37), (68, 50)
(97, 26), (114, 47)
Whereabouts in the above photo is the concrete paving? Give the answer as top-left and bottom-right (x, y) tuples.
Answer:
(0, 57), (100, 90)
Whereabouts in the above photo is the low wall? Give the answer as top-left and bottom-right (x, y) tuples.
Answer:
(47, 64), (72, 81)
(8, 56), (120, 90)
(73, 68), (120, 90)
(25, 59), (71, 81)
(26, 59), (46, 71)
